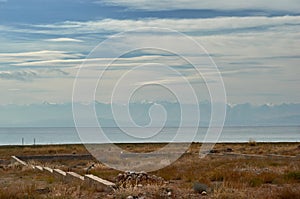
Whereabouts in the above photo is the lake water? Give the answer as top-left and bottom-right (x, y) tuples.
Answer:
(0, 126), (299, 145)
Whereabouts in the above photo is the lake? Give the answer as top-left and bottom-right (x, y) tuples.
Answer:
(0, 126), (299, 145)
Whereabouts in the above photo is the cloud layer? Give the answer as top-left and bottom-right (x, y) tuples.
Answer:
(0, 1), (299, 105)
(100, 0), (300, 12)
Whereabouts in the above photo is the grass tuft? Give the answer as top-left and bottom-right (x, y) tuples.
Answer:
(285, 171), (300, 182)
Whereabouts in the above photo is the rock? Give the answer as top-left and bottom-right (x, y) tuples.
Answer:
(115, 171), (165, 188)
(226, 148), (233, 152)
(106, 194), (114, 198)
(167, 191), (172, 196)
(201, 191), (207, 195)
(127, 196), (133, 199)
(35, 187), (50, 194)
(193, 182), (208, 193)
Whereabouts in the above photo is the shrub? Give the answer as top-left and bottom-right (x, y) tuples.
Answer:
(249, 178), (263, 187)
(210, 171), (224, 182)
(248, 139), (257, 146)
(285, 171), (300, 182)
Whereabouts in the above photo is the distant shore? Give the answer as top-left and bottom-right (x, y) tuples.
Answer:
(1, 141), (300, 146)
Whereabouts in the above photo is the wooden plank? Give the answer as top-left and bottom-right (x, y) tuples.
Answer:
(66, 172), (84, 182)
(53, 169), (66, 180)
(43, 167), (53, 173)
(84, 174), (115, 192)
(35, 166), (44, 171)
(11, 156), (27, 166)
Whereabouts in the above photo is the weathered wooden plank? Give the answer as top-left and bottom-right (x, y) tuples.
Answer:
(66, 172), (84, 182)
(85, 174), (115, 192)
(43, 167), (53, 173)
(11, 156), (27, 166)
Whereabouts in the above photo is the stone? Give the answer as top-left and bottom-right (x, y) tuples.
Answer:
(115, 171), (165, 188)
(209, 149), (219, 153)
(35, 187), (50, 194)
(193, 182), (208, 193)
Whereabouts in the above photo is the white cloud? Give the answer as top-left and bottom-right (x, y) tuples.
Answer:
(0, 68), (70, 81)
(0, 50), (83, 64)
(0, 15), (299, 104)
(99, 0), (300, 12)
(11, 55), (186, 69)
(45, 38), (83, 42)
(7, 88), (21, 92)
(27, 16), (300, 35)
(0, 70), (37, 81)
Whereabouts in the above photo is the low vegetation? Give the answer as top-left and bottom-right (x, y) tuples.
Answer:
(0, 143), (299, 198)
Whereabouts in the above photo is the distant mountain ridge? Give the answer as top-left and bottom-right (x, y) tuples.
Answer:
(0, 102), (299, 127)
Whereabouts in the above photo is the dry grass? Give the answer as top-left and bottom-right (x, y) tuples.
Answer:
(0, 143), (299, 198)
(0, 144), (88, 159)
(114, 185), (164, 199)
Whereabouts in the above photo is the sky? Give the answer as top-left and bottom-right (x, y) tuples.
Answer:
(0, 0), (300, 105)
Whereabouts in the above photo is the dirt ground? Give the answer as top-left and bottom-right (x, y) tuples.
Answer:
(0, 143), (299, 198)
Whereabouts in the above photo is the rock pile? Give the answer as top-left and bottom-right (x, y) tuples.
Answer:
(115, 171), (165, 188)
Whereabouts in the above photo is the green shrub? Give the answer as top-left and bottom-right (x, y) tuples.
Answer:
(285, 171), (300, 182)
(249, 178), (263, 187)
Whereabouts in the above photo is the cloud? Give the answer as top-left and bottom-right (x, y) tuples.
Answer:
(11, 55), (187, 69)
(7, 88), (21, 92)
(45, 68), (70, 76)
(99, 0), (300, 12)
(0, 50), (82, 59)
(0, 70), (38, 81)
(0, 68), (70, 81)
(0, 50), (83, 66)
(0, 15), (299, 104)
(45, 38), (83, 42)
(26, 16), (300, 36)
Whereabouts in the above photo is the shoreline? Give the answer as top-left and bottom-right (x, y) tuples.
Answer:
(1, 126), (299, 145)
(1, 141), (300, 147)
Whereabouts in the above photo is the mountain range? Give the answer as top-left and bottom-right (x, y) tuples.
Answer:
(0, 102), (299, 127)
